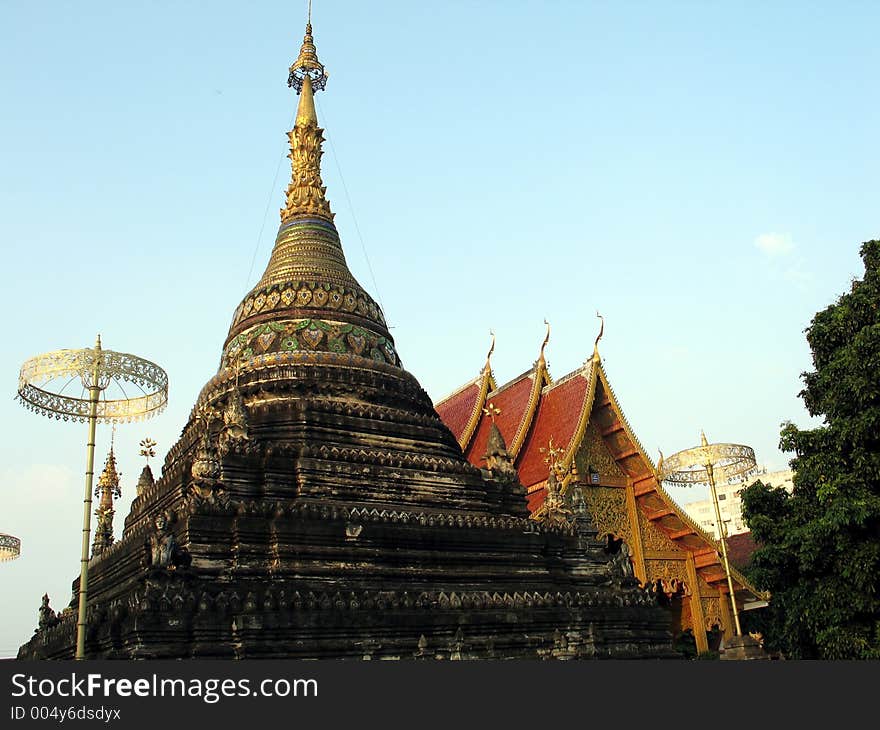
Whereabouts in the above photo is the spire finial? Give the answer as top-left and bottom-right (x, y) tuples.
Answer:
(93, 443), (121, 556)
(288, 8), (327, 94)
(281, 12), (333, 223)
(700, 430), (709, 447)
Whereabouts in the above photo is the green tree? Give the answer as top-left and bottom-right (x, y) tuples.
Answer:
(741, 240), (880, 659)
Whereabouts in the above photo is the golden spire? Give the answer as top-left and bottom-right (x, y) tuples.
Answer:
(281, 18), (333, 223)
(92, 442), (121, 556)
(96, 442), (121, 507)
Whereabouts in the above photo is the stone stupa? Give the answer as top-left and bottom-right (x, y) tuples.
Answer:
(19, 16), (676, 660)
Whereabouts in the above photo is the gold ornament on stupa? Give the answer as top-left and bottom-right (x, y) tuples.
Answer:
(92, 444), (122, 557)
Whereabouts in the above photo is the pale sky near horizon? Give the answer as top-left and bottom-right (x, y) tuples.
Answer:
(0, 1), (877, 656)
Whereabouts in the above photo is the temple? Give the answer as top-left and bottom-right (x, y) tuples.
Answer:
(19, 19), (677, 660)
(435, 327), (767, 655)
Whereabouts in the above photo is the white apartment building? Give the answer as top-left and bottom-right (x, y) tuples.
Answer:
(682, 468), (794, 539)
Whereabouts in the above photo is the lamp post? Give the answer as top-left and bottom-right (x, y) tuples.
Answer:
(658, 431), (757, 637)
(17, 336), (168, 659)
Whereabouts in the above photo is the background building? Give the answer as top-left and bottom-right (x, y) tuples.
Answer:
(682, 469), (794, 539)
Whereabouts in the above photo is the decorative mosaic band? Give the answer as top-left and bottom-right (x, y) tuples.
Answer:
(223, 317), (400, 369)
(229, 279), (386, 332)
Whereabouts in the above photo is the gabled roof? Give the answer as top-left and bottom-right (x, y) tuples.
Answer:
(464, 363), (548, 465)
(517, 365), (594, 487)
(434, 366), (496, 452)
(437, 348), (766, 603)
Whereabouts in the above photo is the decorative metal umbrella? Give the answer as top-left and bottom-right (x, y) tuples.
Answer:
(0, 533), (21, 562)
(658, 431), (757, 637)
(17, 335), (168, 659)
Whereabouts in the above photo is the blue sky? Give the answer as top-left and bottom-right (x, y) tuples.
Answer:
(0, 1), (877, 655)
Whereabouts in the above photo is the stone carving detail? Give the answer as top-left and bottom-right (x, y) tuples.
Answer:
(37, 594), (58, 632)
(187, 411), (229, 508)
(147, 512), (191, 570)
(541, 468), (573, 530)
(219, 389), (249, 451)
(483, 423), (517, 483)
(481, 423), (529, 515)
(610, 541), (635, 579)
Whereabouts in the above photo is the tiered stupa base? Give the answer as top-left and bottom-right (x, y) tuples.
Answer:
(19, 356), (676, 660)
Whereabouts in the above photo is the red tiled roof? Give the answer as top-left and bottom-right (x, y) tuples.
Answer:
(434, 379), (481, 443)
(516, 373), (589, 487)
(464, 372), (535, 465)
(526, 486), (547, 512)
(724, 532), (758, 571)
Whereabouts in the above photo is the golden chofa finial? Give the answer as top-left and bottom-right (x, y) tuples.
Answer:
(539, 320), (550, 362)
(592, 311), (604, 362)
(484, 330), (496, 371)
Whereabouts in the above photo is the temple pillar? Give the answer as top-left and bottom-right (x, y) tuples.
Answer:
(685, 553), (709, 655)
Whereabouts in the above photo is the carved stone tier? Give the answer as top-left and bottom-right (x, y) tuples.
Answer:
(20, 352), (677, 659)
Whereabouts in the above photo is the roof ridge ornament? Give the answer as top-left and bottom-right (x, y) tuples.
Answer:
(537, 320), (550, 366)
(592, 312), (604, 363)
(486, 330), (495, 364)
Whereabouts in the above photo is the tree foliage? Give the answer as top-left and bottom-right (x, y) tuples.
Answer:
(741, 240), (880, 659)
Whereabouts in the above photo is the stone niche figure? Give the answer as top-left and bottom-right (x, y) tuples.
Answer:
(188, 426), (228, 507)
(147, 512), (191, 570)
(219, 388), (249, 451)
(483, 423), (518, 483)
(542, 466), (574, 529)
(608, 537), (635, 579)
(37, 593), (58, 632)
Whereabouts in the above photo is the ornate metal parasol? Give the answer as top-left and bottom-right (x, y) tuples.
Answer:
(16, 335), (168, 659)
(0, 533), (21, 562)
(658, 431), (757, 637)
